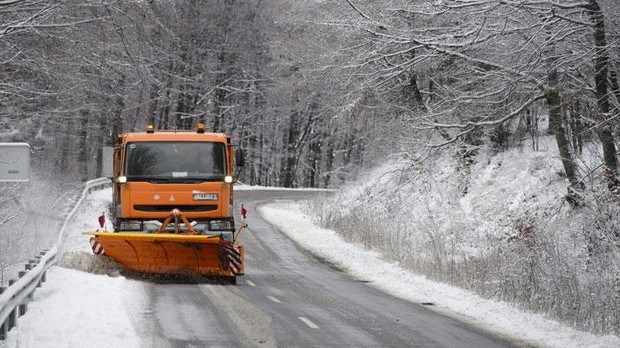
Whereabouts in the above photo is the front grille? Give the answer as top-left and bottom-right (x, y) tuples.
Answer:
(133, 204), (218, 212)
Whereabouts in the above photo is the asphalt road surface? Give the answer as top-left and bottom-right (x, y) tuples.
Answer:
(124, 190), (521, 348)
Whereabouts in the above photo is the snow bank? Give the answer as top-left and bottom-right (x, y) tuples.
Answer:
(2, 267), (142, 348)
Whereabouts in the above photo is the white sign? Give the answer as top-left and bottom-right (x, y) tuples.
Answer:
(0, 142), (30, 182)
(101, 146), (114, 177)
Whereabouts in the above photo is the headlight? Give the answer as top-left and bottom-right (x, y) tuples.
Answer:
(120, 220), (142, 231)
(209, 219), (233, 231)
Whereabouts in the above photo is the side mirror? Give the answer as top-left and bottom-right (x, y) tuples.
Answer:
(235, 148), (245, 168)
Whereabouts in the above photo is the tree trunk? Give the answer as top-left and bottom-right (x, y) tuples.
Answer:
(78, 105), (90, 181)
(306, 136), (321, 188)
(610, 68), (620, 104)
(323, 134), (335, 188)
(282, 111), (300, 188)
(146, 84), (160, 125)
(588, 0), (619, 189)
(158, 61), (175, 129)
(59, 117), (73, 179)
(96, 109), (108, 178)
(545, 68), (582, 203)
(111, 90), (124, 144)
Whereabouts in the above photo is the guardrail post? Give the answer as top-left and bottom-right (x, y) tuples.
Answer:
(8, 308), (16, 332)
(37, 271), (47, 288)
(5, 280), (16, 334)
(1, 320), (7, 340)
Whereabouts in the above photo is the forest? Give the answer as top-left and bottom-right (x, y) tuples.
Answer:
(0, 0), (619, 338)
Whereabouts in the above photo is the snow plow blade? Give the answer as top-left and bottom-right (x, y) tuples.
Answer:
(83, 231), (244, 278)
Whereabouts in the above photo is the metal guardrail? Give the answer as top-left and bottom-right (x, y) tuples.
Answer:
(0, 177), (112, 340)
(0, 248), (56, 339)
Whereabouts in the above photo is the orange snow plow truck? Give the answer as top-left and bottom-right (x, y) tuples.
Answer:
(84, 123), (246, 283)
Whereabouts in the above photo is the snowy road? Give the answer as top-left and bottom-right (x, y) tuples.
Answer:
(0, 188), (551, 347)
(208, 190), (516, 348)
(85, 189), (516, 347)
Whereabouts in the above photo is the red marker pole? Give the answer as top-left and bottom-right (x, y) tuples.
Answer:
(234, 204), (248, 241)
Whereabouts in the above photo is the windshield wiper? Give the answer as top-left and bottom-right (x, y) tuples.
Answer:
(127, 176), (223, 183)
(196, 175), (225, 182)
(151, 178), (218, 184)
(124, 176), (172, 183)
(147, 178), (174, 183)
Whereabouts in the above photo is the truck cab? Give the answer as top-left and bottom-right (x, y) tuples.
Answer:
(112, 124), (242, 238)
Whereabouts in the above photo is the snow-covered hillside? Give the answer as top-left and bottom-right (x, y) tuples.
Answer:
(313, 136), (620, 337)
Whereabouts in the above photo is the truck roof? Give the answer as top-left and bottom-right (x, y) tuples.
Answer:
(120, 131), (229, 143)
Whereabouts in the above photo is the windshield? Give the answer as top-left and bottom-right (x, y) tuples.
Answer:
(124, 141), (226, 182)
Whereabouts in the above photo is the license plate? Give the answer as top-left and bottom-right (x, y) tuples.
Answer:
(193, 193), (218, 201)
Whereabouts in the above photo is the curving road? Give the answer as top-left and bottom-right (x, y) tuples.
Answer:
(119, 190), (519, 348)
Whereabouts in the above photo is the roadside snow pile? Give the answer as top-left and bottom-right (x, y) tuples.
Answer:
(312, 136), (620, 337)
(57, 188), (117, 275)
(58, 251), (123, 276)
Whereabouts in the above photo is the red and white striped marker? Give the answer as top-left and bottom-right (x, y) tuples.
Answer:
(219, 240), (241, 275)
(90, 237), (105, 255)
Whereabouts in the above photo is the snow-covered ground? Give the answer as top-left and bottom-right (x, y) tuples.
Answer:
(1, 185), (619, 347)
